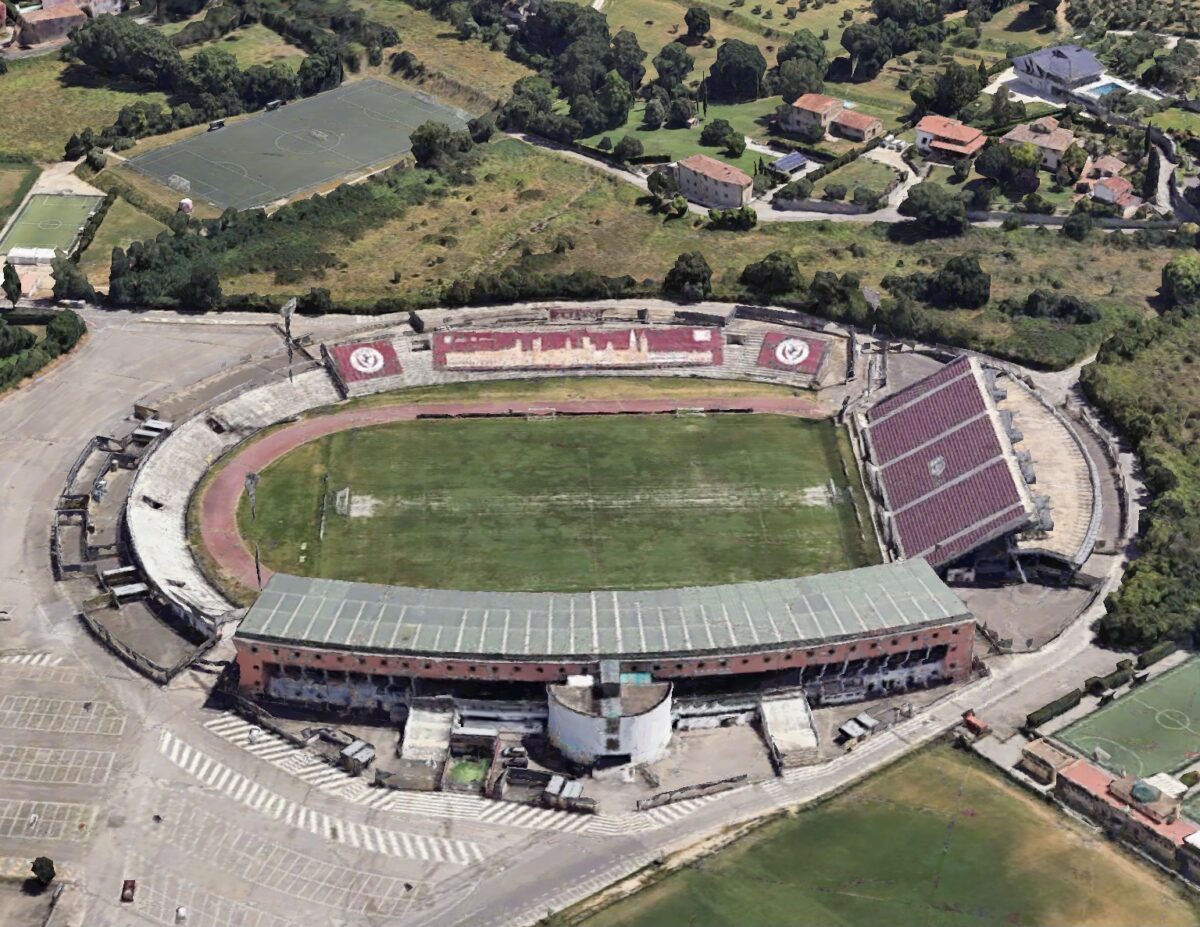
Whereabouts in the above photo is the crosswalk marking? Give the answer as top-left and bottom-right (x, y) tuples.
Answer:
(160, 731), (483, 865)
(0, 652), (64, 667)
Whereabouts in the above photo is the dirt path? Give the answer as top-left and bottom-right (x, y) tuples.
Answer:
(198, 395), (826, 592)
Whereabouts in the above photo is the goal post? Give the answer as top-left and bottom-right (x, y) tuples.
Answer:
(167, 174), (191, 195)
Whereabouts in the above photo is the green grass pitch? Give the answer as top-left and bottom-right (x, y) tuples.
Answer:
(1058, 657), (1200, 780)
(238, 413), (877, 593)
(0, 193), (104, 255)
(568, 747), (1199, 927)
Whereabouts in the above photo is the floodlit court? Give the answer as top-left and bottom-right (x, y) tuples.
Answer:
(124, 79), (468, 209)
(1058, 657), (1200, 779)
(237, 414), (877, 592)
(0, 193), (104, 256)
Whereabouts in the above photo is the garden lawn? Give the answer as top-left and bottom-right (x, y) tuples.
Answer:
(811, 156), (899, 196)
(0, 57), (168, 162)
(569, 746), (1200, 927)
(236, 413), (876, 592)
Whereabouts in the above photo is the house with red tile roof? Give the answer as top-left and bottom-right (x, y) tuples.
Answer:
(673, 154), (752, 209)
(914, 115), (986, 159)
(17, 2), (86, 45)
(831, 109), (884, 142)
(1092, 175), (1142, 217)
(781, 94), (883, 142)
(1001, 116), (1076, 171)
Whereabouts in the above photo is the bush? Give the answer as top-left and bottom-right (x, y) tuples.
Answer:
(823, 182), (847, 201)
(1025, 688), (1081, 729)
(1137, 640), (1177, 668)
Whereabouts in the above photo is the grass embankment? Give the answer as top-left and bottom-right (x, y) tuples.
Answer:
(0, 57), (168, 161)
(237, 413), (873, 591)
(180, 23), (308, 70)
(78, 199), (168, 287)
(0, 164), (41, 228)
(221, 138), (1167, 370)
(568, 745), (1200, 927)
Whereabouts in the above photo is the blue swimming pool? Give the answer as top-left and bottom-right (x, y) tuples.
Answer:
(1089, 82), (1124, 97)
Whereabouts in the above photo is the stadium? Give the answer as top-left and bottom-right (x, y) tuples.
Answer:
(95, 301), (1109, 766)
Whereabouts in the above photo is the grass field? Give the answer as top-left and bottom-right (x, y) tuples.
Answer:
(125, 79), (466, 209)
(0, 194), (105, 255)
(1058, 658), (1200, 780)
(0, 57), (169, 162)
(0, 164), (40, 230)
(812, 156), (899, 197)
(446, 757), (488, 787)
(77, 199), (167, 286)
(180, 24), (307, 70)
(237, 413), (875, 592)
(569, 745), (1200, 927)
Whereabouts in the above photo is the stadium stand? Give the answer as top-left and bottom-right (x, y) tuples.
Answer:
(856, 356), (1041, 570)
(431, 328), (723, 370)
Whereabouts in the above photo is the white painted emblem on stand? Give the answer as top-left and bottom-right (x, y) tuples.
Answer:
(349, 347), (386, 374)
(774, 338), (811, 366)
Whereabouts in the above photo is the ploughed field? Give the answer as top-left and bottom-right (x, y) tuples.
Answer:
(237, 413), (875, 592)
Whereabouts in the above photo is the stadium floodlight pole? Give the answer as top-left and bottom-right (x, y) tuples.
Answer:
(281, 297), (298, 384)
(245, 471), (260, 521)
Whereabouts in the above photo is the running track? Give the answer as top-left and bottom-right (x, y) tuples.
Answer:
(198, 396), (826, 592)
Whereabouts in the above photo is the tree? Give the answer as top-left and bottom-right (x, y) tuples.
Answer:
(1061, 213), (1093, 242)
(684, 7), (710, 38)
(925, 62), (985, 117)
(653, 43), (695, 89)
(1162, 252), (1200, 307)
(2, 262), (20, 309)
(741, 250), (802, 293)
(648, 169), (680, 206)
(613, 135), (644, 162)
(725, 133), (746, 157)
(930, 254), (989, 308)
(608, 30), (647, 88)
(297, 287), (332, 313)
(897, 181), (969, 236)
(700, 118), (737, 147)
(839, 22), (887, 82)
(974, 143), (1012, 184)
(1057, 143), (1087, 184)
(777, 29), (826, 69)
(1008, 141), (1041, 173)
(183, 262), (222, 310)
(50, 252), (96, 303)
(409, 121), (476, 172)
(708, 40), (767, 102)
(663, 251), (713, 301)
(666, 95), (694, 128)
(594, 69), (635, 131)
(30, 857), (55, 888)
(777, 57), (824, 103)
(182, 47), (242, 98)
(643, 97), (667, 128)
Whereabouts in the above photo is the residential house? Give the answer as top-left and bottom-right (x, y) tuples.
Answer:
(1054, 759), (1198, 868)
(782, 94), (885, 142)
(914, 115), (987, 159)
(17, 2), (86, 44)
(674, 154), (753, 209)
(1092, 175), (1142, 217)
(1076, 154), (1126, 191)
(1001, 116), (1076, 171)
(1013, 45), (1105, 99)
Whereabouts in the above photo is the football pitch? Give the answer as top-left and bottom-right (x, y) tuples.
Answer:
(1058, 657), (1200, 779)
(569, 747), (1199, 927)
(0, 193), (104, 255)
(237, 413), (877, 592)
(125, 79), (468, 210)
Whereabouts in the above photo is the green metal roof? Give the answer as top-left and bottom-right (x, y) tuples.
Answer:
(236, 559), (969, 660)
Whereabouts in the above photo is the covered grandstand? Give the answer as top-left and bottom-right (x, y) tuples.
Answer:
(855, 356), (1047, 570)
(233, 559), (974, 711)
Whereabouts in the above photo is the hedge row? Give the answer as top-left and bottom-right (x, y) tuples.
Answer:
(70, 193), (118, 264)
(0, 310), (87, 392)
(1025, 688), (1081, 729)
(1137, 640), (1177, 668)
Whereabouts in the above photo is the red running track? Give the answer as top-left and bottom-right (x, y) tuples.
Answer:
(198, 396), (826, 593)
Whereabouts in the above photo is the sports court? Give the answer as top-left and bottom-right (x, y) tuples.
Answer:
(125, 79), (469, 210)
(1057, 657), (1200, 778)
(0, 193), (105, 256)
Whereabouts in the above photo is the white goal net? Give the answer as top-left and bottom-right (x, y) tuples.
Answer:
(167, 174), (191, 194)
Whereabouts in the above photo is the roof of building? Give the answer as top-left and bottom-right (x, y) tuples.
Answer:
(916, 115), (984, 145)
(677, 154), (752, 187)
(863, 356), (1037, 568)
(1096, 175), (1134, 198)
(772, 151), (809, 173)
(549, 681), (670, 717)
(1015, 45), (1104, 83)
(1091, 155), (1126, 175)
(833, 109), (883, 132)
(1002, 117), (1076, 153)
(1022, 738), (1076, 769)
(792, 93), (842, 114)
(1059, 760), (1199, 845)
(236, 559), (971, 659)
(19, 3), (84, 21)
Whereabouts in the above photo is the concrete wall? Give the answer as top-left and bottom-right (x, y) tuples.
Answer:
(547, 686), (673, 766)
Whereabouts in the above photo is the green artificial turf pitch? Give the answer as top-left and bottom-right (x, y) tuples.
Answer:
(238, 413), (877, 592)
(1058, 657), (1200, 780)
(0, 193), (104, 255)
(125, 79), (467, 209)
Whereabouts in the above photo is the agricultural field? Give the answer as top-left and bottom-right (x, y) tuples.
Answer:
(0, 57), (169, 162)
(221, 138), (1167, 370)
(0, 163), (40, 230)
(570, 746), (1200, 927)
(77, 199), (167, 287)
(236, 413), (875, 592)
(1058, 658), (1200, 781)
(180, 24), (307, 70)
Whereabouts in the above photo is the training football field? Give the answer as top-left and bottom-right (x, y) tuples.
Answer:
(126, 79), (468, 210)
(237, 414), (877, 592)
(1058, 657), (1200, 779)
(0, 193), (104, 255)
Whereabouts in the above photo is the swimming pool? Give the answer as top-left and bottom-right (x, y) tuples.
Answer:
(1089, 82), (1124, 97)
